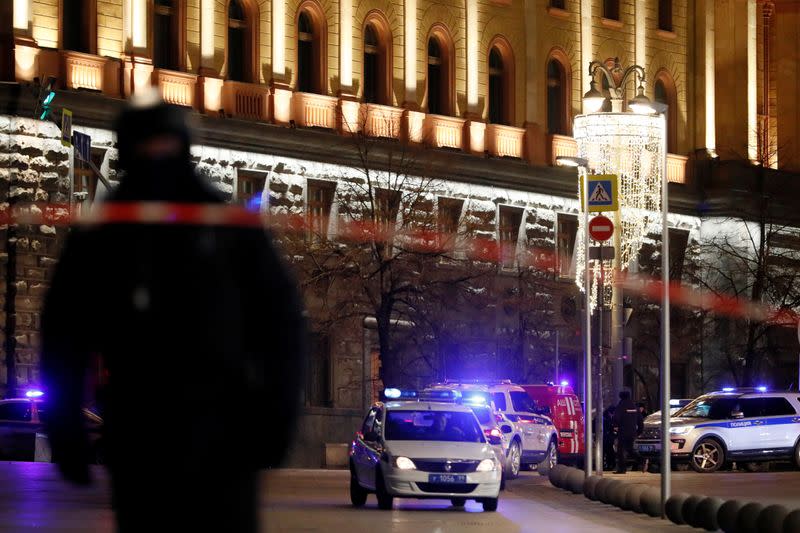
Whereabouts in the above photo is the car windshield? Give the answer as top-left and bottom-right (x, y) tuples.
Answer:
(674, 397), (740, 419)
(384, 410), (485, 442)
(469, 406), (493, 425)
(510, 391), (537, 413)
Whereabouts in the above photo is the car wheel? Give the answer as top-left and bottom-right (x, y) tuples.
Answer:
(349, 467), (368, 507)
(481, 498), (498, 512)
(506, 440), (521, 479)
(794, 440), (800, 470)
(450, 498), (466, 507)
(537, 439), (558, 476)
(691, 438), (724, 473)
(375, 471), (393, 510)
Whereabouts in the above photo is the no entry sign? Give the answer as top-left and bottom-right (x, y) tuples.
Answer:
(588, 215), (614, 242)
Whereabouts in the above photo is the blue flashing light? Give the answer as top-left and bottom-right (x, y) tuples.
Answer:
(722, 387), (735, 392)
(463, 394), (487, 406)
(757, 386), (767, 392)
(560, 380), (569, 387)
(25, 390), (44, 398)
(420, 389), (461, 402)
(384, 388), (402, 399)
(669, 399), (680, 406)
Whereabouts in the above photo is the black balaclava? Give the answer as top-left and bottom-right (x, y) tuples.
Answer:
(113, 94), (214, 202)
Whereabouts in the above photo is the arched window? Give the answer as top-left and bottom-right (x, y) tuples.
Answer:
(363, 17), (391, 105)
(297, 6), (326, 94)
(546, 51), (570, 134)
(488, 40), (515, 126)
(427, 28), (453, 116)
(654, 73), (677, 153)
(153, 0), (183, 70)
(227, 0), (254, 82)
(62, 0), (95, 53)
(546, 58), (567, 134)
(603, 0), (619, 20)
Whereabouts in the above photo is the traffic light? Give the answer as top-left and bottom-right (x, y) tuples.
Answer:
(34, 76), (57, 120)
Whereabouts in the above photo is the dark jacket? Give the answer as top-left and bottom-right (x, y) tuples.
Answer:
(612, 398), (644, 440)
(41, 167), (306, 484)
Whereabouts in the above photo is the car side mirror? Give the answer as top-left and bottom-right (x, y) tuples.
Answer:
(363, 430), (379, 442)
(500, 424), (513, 434)
(730, 411), (744, 420)
(488, 435), (502, 446)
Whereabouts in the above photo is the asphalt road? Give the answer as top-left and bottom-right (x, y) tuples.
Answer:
(0, 462), (797, 532)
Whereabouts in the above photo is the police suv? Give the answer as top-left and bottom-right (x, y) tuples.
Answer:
(349, 389), (502, 511)
(635, 388), (800, 473)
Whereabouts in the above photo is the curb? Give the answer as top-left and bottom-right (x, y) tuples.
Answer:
(547, 466), (800, 532)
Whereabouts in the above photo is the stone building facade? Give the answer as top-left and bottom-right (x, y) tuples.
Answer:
(1, 0), (799, 466)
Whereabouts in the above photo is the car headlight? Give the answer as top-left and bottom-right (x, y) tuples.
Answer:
(669, 426), (694, 435)
(476, 459), (497, 472)
(394, 456), (416, 470)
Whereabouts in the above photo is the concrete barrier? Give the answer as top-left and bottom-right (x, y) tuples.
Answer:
(566, 468), (585, 494)
(640, 486), (662, 518)
(756, 504), (790, 533)
(783, 509), (800, 533)
(34, 433), (51, 462)
(583, 475), (601, 501)
(695, 496), (724, 531)
(622, 484), (648, 513)
(665, 493), (690, 525)
(600, 479), (623, 505)
(682, 494), (706, 528)
(737, 502), (765, 533)
(594, 477), (614, 503)
(718, 500), (744, 533)
(607, 480), (629, 508)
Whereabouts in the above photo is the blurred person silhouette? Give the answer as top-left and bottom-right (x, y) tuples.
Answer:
(601, 405), (617, 470)
(611, 390), (643, 474)
(41, 89), (306, 533)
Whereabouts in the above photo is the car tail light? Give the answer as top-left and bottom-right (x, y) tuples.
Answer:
(484, 428), (502, 439)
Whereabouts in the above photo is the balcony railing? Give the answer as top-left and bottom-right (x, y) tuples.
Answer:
(293, 92), (338, 129)
(153, 69), (197, 108)
(222, 81), (270, 121)
(61, 51), (106, 92)
(364, 104), (403, 139)
(666, 153), (688, 184)
(486, 124), (526, 159)
(423, 114), (465, 150)
(547, 134), (578, 166)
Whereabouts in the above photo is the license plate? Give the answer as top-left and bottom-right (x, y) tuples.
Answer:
(429, 474), (467, 483)
(638, 444), (659, 453)
(560, 431), (573, 438)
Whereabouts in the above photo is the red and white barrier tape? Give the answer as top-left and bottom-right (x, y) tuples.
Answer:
(1, 201), (797, 328)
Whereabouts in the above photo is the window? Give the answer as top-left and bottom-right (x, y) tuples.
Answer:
(236, 169), (267, 208)
(492, 393), (507, 411)
(306, 332), (332, 407)
(603, 0), (619, 20)
(306, 179), (335, 241)
(362, 20), (391, 105)
(227, 0), (252, 82)
(384, 410), (484, 442)
(550, 0), (565, 8)
(62, 0), (94, 53)
(437, 197), (463, 252)
(557, 214), (578, 278)
(763, 397), (796, 416)
(658, 0), (672, 32)
(498, 206), (523, 268)
(297, 7), (325, 94)
(0, 401), (32, 421)
(426, 29), (453, 116)
(510, 391), (537, 413)
(153, 0), (179, 70)
(488, 48), (504, 124)
(547, 58), (567, 134)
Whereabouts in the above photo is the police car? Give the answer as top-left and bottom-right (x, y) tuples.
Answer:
(635, 388), (800, 473)
(349, 389), (502, 511)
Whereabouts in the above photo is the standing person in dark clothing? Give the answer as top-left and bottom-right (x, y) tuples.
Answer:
(612, 390), (643, 474)
(40, 90), (306, 533)
(602, 405), (617, 470)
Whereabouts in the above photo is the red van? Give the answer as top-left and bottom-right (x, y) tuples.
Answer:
(520, 384), (584, 465)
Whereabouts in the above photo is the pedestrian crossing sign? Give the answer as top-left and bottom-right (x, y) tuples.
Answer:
(580, 174), (618, 212)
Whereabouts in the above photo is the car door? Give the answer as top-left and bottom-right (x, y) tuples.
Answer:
(760, 397), (798, 451)
(353, 407), (378, 485)
(355, 407), (383, 490)
(0, 401), (36, 460)
(727, 398), (767, 454)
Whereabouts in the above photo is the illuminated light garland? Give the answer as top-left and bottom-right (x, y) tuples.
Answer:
(573, 112), (664, 310)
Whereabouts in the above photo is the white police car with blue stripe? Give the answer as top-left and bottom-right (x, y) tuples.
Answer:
(635, 388), (800, 473)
